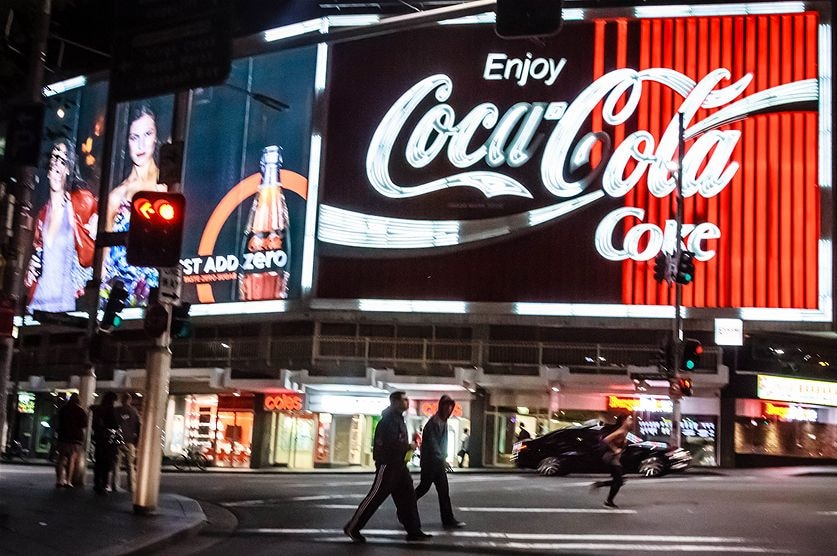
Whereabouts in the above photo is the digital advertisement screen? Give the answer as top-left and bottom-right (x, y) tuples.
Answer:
(34, 47), (317, 312)
(25, 81), (108, 315)
(315, 11), (829, 315)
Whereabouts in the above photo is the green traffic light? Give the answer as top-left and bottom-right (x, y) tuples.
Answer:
(112, 315), (123, 328)
(686, 360), (695, 370)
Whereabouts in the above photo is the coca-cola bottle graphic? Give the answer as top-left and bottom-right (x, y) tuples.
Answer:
(238, 145), (291, 300)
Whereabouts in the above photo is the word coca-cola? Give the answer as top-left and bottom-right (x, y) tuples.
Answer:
(361, 62), (816, 261)
(238, 145), (291, 300)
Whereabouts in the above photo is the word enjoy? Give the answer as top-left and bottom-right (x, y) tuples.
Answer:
(483, 53), (566, 87)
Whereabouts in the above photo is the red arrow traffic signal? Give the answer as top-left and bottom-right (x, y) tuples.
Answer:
(127, 191), (186, 268)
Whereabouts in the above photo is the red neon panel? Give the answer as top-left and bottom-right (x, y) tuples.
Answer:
(804, 14), (819, 308)
(614, 12), (820, 310)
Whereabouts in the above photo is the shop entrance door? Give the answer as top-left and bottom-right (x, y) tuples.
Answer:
(270, 413), (316, 469)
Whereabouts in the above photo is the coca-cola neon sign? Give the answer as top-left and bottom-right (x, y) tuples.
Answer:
(316, 10), (830, 317)
(328, 61), (817, 264)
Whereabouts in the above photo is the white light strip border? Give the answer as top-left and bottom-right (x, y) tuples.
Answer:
(358, 299), (468, 314)
(819, 23), (833, 191)
(42, 76), (86, 98)
(325, 15), (381, 27)
(634, 2), (806, 18)
(190, 300), (290, 317)
(301, 133), (322, 296)
(314, 42), (329, 93)
(263, 18), (324, 42)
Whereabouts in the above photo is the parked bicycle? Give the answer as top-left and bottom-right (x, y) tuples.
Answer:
(174, 446), (209, 471)
(1, 440), (30, 463)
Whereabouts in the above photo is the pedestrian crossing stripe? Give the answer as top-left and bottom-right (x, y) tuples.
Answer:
(233, 528), (794, 553)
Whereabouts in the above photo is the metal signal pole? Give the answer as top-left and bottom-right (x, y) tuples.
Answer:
(133, 90), (190, 514)
(670, 111), (686, 449)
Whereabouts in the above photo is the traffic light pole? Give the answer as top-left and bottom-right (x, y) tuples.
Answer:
(133, 90), (190, 514)
(670, 111), (686, 449)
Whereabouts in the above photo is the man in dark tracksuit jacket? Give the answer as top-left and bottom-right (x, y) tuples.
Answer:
(415, 395), (465, 528)
(344, 391), (432, 543)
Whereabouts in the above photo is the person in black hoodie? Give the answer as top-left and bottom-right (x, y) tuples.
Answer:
(344, 391), (431, 543)
(91, 392), (121, 494)
(415, 395), (465, 528)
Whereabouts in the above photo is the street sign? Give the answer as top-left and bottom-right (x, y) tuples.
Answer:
(31, 310), (88, 329)
(715, 318), (743, 346)
(158, 267), (182, 305)
(5, 103), (45, 166)
(111, 3), (231, 102)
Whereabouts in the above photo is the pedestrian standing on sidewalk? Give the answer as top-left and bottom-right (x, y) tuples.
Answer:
(415, 395), (465, 529)
(54, 393), (88, 488)
(112, 393), (141, 492)
(517, 422), (531, 441)
(457, 428), (470, 468)
(91, 392), (121, 495)
(344, 391), (432, 544)
(591, 415), (634, 508)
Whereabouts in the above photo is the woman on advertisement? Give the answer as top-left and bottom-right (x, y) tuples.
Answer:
(25, 138), (98, 313)
(102, 102), (166, 306)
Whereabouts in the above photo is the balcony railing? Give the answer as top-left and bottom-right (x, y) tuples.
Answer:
(15, 334), (721, 377)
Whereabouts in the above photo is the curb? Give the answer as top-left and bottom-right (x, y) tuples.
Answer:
(88, 496), (207, 556)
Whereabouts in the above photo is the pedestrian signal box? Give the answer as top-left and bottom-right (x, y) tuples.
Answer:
(127, 191), (185, 268)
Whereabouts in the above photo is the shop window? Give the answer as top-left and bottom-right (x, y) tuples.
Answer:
(215, 410), (253, 467)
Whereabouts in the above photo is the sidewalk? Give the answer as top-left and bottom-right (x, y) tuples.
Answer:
(0, 465), (205, 556)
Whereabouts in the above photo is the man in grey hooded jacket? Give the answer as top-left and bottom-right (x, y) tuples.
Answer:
(415, 395), (465, 528)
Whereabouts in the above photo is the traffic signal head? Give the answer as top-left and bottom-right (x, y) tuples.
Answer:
(101, 280), (129, 330)
(143, 301), (169, 338)
(127, 191), (185, 268)
(681, 338), (703, 371)
(653, 336), (674, 376)
(676, 250), (696, 285)
(653, 252), (669, 283)
(678, 377), (694, 396)
(170, 302), (192, 339)
(496, 0), (563, 39)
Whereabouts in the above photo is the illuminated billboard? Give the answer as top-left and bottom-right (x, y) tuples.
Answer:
(32, 47), (317, 315)
(314, 6), (832, 321)
(25, 81), (108, 315)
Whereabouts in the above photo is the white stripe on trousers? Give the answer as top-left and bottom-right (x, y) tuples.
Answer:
(346, 463), (388, 532)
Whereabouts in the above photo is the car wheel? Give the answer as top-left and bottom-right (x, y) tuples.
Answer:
(537, 457), (564, 476)
(639, 456), (665, 477)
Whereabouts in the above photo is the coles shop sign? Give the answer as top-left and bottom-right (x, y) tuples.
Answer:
(263, 392), (304, 412)
(317, 12), (826, 312)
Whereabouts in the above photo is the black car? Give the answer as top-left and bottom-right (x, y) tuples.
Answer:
(512, 424), (692, 477)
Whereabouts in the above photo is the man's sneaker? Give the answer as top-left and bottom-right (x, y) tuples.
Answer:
(406, 531), (433, 541)
(343, 525), (366, 543)
(603, 500), (619, 509)
(443, 521), (466, 529)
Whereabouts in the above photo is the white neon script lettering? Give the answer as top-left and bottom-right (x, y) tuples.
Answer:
(483, 53), (566, 87)
(365, 66), (814, 261)
(367, 69), (751, 202)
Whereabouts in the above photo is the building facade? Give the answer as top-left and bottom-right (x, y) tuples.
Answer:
(7, 1), (835, 469)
